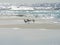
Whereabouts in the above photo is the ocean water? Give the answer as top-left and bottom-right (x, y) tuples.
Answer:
(0, 28), (60, 45)
(0, 10), (60, 23)
(0, 10), (60, 19)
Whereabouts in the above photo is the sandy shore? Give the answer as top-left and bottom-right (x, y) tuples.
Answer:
(0, 23), (60, 29)
(0, 16), (60, 29)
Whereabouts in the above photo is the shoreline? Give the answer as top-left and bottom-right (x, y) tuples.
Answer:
(0, 23), (60, 29)
(0, 16), (60, 29)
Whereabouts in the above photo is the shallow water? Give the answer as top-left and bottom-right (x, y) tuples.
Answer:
(0, 10), (60, 19)
(0, 28), (60, 45)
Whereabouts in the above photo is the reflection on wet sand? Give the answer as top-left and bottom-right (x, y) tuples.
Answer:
(0, 28), (60, 45)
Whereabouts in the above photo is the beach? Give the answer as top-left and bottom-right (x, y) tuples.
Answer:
(0, 24), (60, 29)
(0, 16), (60, 29)
(0, 2), (60, 45)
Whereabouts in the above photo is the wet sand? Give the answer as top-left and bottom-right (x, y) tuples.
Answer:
(0, 16), (60, 29)
(0, 28), (60, 45)
(0, 24), (60, 29)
